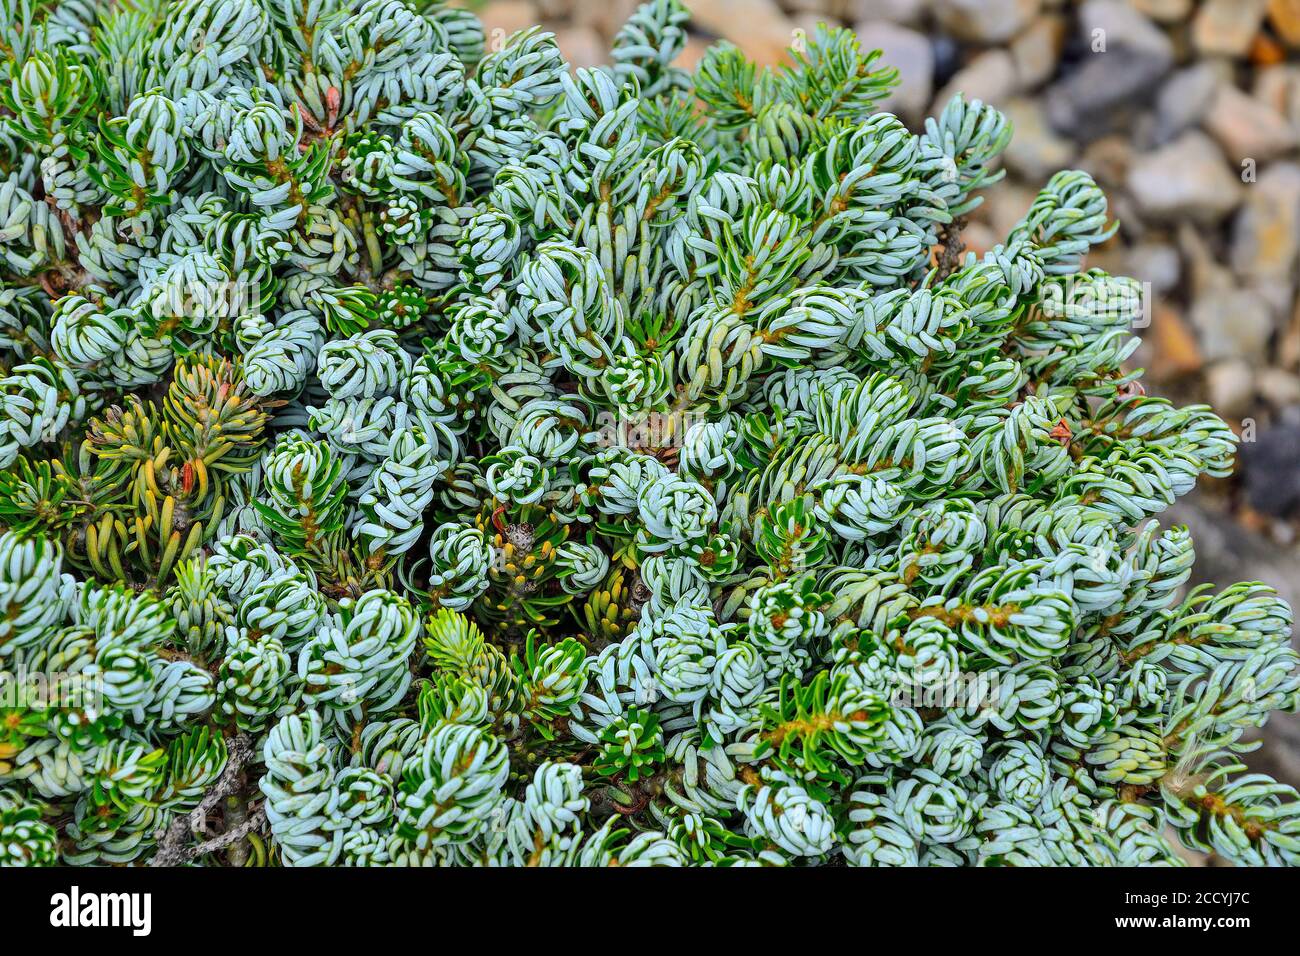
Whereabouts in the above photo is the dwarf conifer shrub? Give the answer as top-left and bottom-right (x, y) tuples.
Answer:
(0, 0), (1296, 868)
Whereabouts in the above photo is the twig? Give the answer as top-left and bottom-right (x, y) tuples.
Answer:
(933, 216), (968, 282)
(196, 807), (266, 861)
(150, 732), (257, 867)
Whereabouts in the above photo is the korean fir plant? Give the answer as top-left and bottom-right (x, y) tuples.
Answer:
(0, 0), (1295, 868)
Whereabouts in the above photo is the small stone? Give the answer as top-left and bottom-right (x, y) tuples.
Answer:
(1130, 0), (1193, 23)
(1001, 98), (1075, 182)
(1253, 63), (1299, 114)
(1281, 300), (1300, 370)
(687, 0), (797, 68)
(1128, 242), (1184, 297)
(1010, 14), (1066, 91)
(933, 49), (1018, 113)
(1082, 0), (1173, 57)
(1253, 278), (1297, 327)
(1251, 32), (1288, 67)
(1178, 222), (1235, 300)
(1256, 65), (1300, 134)
(789, 12), (826, 40)
(1258, 368), (1300, 408)
(932, 0), (1040, 44)
(983, 182), (1039, 240)
(1232, 163), (1300, 290)
(1273, 520), (1298, 547)
(931, 33), (963, 88)
(1204, 84), (1300, 162)
(1268, 0), (1300, 48)
(479, 0), (539, 39)
(855, 21), (933, 125)
(555, 27), (605, 70)
(1043, 1), (1173, 140)
(1189, 287), (1276, 364)
(571, 0), (640, 37)
(845, 0), (927, 24)
(1192, 0), (1269, 58)
(1128, 132), (1244, 225)
(1108, 193), (1149, 242)
(1206, 359), (1257, 418)
(961, 221), (997, 260)
(1146, 303), (1205, 380)
(1079, 135), (1134, 188)
(1155, 63), (1225, 144)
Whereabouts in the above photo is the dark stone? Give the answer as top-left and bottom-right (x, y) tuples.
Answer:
(1241, 421), (1300, 519)
(1043, 2), (1174, 142)
(930, 34), (963, 89)
(1045, 56), (1171, 142)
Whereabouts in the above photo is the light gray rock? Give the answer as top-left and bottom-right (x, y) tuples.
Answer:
(1232, 163), (1300, 290)
(932, 0), (1040, 44)
(983, 182), (1040, 239)
(1252, 278), (1298, 328)
(1206, 359), (1257, 418)
(845, 0), (927, 25)
(854, 21), (933, 125)
(1130, 0), (1192, 22)
(1079, 135), (1135, 189)
(1178, 220), (1238, 299)
(1253, 64), (1300, 132)
(1155, 63), (1225, 144)
(479, 0), (541, 37)
(1001, 98), (1075, 181)
(1189, 287), (1275, 364)
(1128, 131), (1243, 225)
(1009, 14), (1065, 91)
(569, 0), (641, 37)
(1127, 242), (1183, 297)
(1258, 368), (1300, 409)
(535, 0), (568, 17)
(555, 26), (605, 69)
(687, 0), (796, 67)
(1205, 84), (1300, 163)
(1192, 0), (1268, 58)
(933, 48), (1018, 113)
(961, 221), (997, 258)
(1082, 0), (1174, 57)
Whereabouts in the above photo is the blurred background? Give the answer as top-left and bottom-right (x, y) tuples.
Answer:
(467, 0), (1300, 798)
